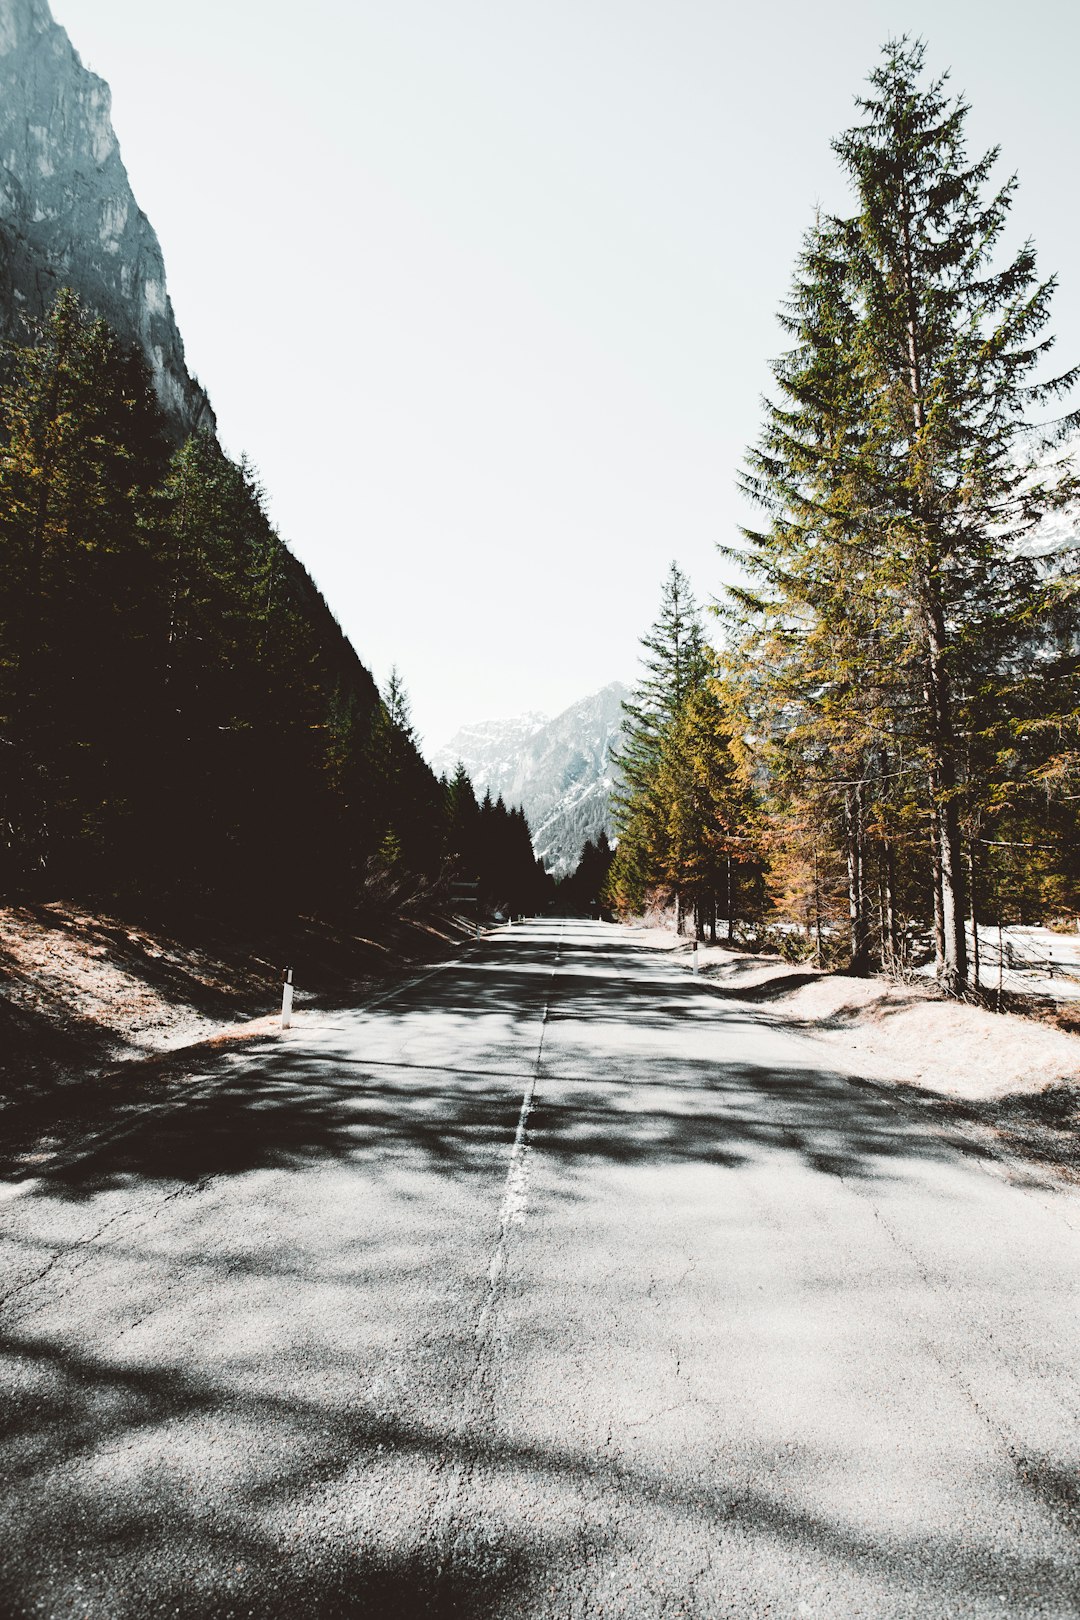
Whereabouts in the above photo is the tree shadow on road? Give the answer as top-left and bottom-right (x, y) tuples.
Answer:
(1, 928), (1075, 1616)
(0, 1328), (1075, 1619)
(0, 931), (981, 1200)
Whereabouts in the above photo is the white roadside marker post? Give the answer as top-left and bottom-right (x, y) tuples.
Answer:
(281, 967), (294, 1031)
(692, 942), (699, 976)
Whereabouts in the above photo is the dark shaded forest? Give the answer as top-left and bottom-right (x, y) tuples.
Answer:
(0, 292), (546, 927)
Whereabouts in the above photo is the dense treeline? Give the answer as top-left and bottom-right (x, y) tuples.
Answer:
(554, 832), (614, 916)
(610, 43), (1080, 992)
(441, 760), (551, 915)
(607, 564), (762, 939)
(0, 291), (538, 919)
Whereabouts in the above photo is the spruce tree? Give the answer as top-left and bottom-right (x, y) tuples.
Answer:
(611, 562), (710, 925)
(733, 38), (1078, 991)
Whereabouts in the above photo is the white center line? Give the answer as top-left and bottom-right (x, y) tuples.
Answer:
(474, 937), (560, 1340)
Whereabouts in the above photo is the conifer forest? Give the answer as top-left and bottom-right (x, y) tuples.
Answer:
(0, 40), (1077, 995)
(0, 293), (547, 927)
(608, 41), (1080, 995)
(4, 15), (1080, 1618)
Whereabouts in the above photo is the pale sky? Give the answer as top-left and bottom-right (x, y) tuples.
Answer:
(54, 0), (1080, 752)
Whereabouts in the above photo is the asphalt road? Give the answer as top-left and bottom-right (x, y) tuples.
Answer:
(1, 918), (1078, 1618)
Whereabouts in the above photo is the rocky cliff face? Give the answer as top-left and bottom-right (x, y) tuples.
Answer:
(0, 0), (213, 435)
(433, 683), (628, 876)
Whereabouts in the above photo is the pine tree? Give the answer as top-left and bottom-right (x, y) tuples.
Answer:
(653, 679), (763, 941)
(383, 665), (414, 739)
(445, 762), (479, 877)
(732, 38), (1078, 991)
(614, 562), (709, 810)
(610, 562), (710, 925)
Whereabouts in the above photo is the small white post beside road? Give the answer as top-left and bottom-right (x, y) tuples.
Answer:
(692, 941), (699, 975)
(281, 967), (294, 1031)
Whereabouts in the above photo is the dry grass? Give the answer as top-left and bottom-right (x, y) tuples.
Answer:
(0, 898), (474, 1167)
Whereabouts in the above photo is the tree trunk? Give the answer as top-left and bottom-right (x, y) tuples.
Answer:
(968, 842), (980, 992)
(925, 611), (968, 992)
(726, 856), (734, 943)
(881, 836), (898, 971)
(845, 783), (871, 975)
(928, 816), (945, 972)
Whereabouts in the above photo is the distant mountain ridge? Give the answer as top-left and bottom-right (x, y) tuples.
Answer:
(0, 0), (213, 435)
(433, 683), (627, 876)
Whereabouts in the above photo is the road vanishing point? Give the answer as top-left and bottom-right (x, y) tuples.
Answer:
(1, 919), (1078, 1618)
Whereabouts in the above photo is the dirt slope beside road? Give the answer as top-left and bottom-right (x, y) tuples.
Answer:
(0, 900), (473, 1173)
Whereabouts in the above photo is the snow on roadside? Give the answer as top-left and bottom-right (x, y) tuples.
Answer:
(916, 923), (1080, 1003)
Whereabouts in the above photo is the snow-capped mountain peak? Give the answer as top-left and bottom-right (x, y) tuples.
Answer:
(430, 683), (628, 875)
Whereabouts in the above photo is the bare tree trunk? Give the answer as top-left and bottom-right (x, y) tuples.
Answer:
(968, 842), (980, 991)
(926, 614), (968, 993)
(845, 784), (870, 975)
(929, 815), (945, 972)
(882, 836), (898, 971)
(726, 856), (734, 943)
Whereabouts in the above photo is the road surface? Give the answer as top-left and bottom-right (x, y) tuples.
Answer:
(1, 919), (1078, 1617)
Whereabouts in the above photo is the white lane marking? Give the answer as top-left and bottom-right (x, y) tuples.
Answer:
(474, 936), (560, 1340)
(0, 1178), (41, 1203)
(475, 1073), (537, 1339)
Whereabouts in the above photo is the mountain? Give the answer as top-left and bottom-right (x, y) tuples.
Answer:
(431, 712), (549, 806)
(0, 0), (213, 435)
(433, 683), (628, 876)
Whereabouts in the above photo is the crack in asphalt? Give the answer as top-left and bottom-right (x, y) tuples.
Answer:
(0, 1177), (209, 1322)
(840, 1170), (1080, 1466)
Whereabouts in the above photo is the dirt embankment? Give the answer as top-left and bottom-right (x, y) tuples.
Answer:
(0, 900), (474, 1171)
(656, 936), (1080, 1183)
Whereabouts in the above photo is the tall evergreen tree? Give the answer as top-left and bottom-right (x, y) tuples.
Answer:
(610, 563), (711, 924)
(732, 38), (1078, 990)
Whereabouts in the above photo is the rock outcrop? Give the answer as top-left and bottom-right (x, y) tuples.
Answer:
(0, 0), (213, 435)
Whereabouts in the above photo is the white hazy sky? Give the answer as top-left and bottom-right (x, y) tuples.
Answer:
(53, 0), (1080, 752)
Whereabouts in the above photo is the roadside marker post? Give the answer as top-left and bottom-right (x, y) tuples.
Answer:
(692, 942), (699, 976)
(281, 967), (294, 1031)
